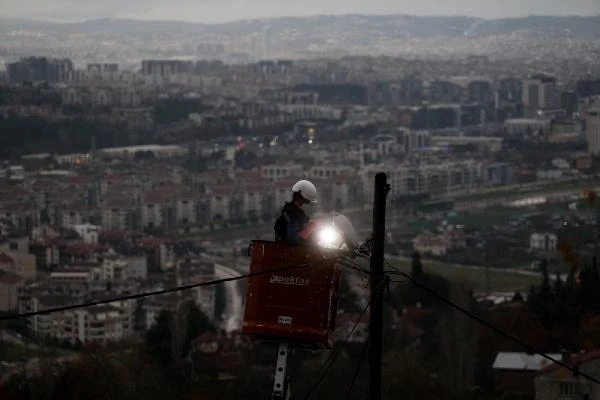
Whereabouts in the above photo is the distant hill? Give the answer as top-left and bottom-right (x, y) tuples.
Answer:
(467, 15), (600, 38)
(1, 14), (599, 61)
(1, 14), (600, 39)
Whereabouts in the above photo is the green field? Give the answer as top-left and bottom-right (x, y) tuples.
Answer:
(394, 206), (521, 232)
(448, 206), (518, 228)
(452, 179), (599, 203)
(387, 258), (541, 293)
(445, 201), (595, 229)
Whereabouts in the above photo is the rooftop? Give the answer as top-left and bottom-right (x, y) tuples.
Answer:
(493, 352), (561, 371)
(536, 350), (600, 376)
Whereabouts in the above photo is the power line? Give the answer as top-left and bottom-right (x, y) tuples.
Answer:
(0, 259), (340, 321)
(303, 278), (388, 400)
(302, 300), (370, 400)
(387, 262), (600, 386)
(338, 258), (371, 275)
(345, 336), (369, 400)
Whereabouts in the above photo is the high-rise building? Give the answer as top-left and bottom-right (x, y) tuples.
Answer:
(87, 63), (102, 74)
(576, 79), (600, 98)
(262, 25), (272, 59)
(498, 77), (523, 102)
(560, 91), (579, 117)
(370, 78), (424, 107)
(102, 64), (119, 73)
(140, 60), (193, 76)
(585, 102), (600, 156)
(7, 57), (73, 83)
(466, 80), (493, 105)
(522, 74), (557, 115)
(430, 80), (464, 104)
(395, 78), (424, 106)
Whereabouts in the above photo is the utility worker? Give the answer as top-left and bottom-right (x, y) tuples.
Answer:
(274, 180), (318, 245)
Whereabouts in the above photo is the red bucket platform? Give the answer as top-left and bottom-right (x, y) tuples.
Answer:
(242, 240), (342, 349)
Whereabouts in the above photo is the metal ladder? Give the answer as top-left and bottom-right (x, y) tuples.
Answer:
(271, 342), (291, 399)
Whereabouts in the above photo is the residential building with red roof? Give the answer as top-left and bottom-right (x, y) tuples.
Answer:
(535, 350), (600, 400)
(493, 352), (561, 399)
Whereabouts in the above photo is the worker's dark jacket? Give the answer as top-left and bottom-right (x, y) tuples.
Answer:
(274, 202), (309, 245)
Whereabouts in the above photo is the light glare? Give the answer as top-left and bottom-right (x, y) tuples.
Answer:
(317, 227), (342, 249)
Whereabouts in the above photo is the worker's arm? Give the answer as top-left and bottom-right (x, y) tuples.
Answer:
(286, 218), (310, 245)
(298, 220), (319, 240)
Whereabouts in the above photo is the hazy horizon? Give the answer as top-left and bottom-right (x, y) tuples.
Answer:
(3, 0), (600, 24)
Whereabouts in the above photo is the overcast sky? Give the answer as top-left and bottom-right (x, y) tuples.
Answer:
(3, 0), (600, 23)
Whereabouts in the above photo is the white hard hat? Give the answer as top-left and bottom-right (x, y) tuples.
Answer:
(292, 180), (318, 203)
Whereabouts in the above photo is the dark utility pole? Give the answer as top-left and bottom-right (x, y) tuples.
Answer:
(369, 172), (389, 400)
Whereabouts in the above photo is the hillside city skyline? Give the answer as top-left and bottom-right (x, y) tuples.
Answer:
(3, 0), (600, 23)
(3, 0), (600, 398)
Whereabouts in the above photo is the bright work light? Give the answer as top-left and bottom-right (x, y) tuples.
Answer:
(317, 227), (343, 250)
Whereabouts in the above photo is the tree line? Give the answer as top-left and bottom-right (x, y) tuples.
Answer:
(0, 116), (135, 158)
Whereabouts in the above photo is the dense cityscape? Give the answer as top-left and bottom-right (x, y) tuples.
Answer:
(1, 12), (600, 400)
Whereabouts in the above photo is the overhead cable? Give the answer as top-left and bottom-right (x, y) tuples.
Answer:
(303, 277), (389, 399)
(0, 259), (340, 321)
(387, 262), (600, 385)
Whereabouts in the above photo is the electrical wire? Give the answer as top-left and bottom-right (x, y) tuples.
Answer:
(344, 336), (369, 400)
(0, 259), (338, 321)
(338, 258), (370, 275)
(385, 260), (600, 385)
(0, 253), (367, 321)
(303, 277), (388, 400)
(302, 300), (370, 400)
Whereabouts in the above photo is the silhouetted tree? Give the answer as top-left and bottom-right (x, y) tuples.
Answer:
(152, 99), (211, 125)
(440, 281), (480, 400)
(185, 302), (213, 354)
(511, 291), (524, 303)
(392, 251), (450, 310)
(1, 350), (174, 400)
(133, 150), (155, 161)
(382, 347), (445, 400)
(577, 314), (600, 350)
(411, 251), (424, 280)
(145, 301), (214, 369)
(145, 310), (173, 367)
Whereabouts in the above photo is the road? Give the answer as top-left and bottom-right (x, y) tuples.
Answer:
(453, 183), (600, 211)
(387, 255), (533, 274)
(436, 176), (599, 201)
(214, 264), (244, 333)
